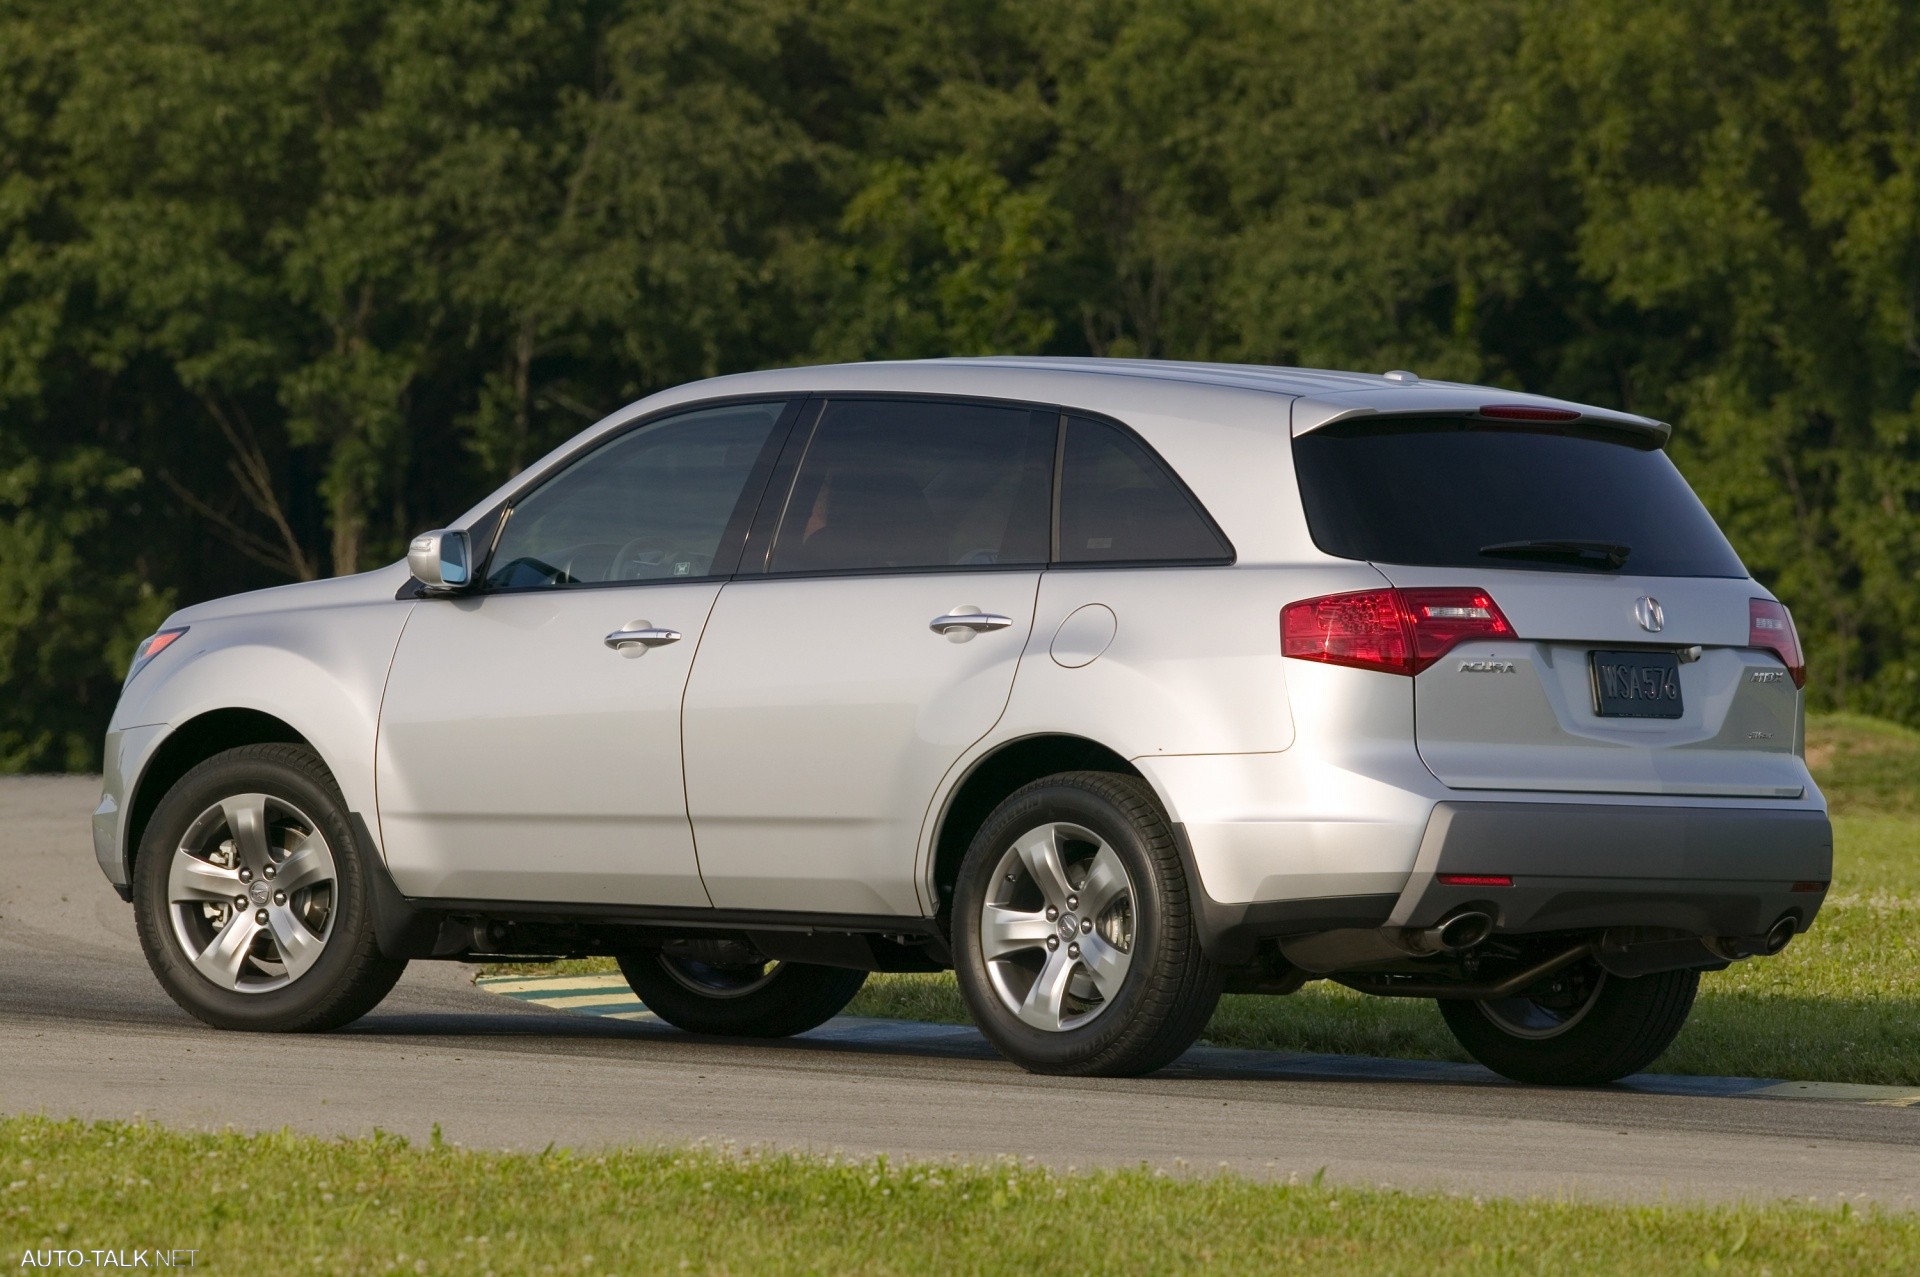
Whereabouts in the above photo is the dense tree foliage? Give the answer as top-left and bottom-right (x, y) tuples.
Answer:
(2, 0), (1917, 768)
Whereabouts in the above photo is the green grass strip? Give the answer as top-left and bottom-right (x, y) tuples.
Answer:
(5, 1116), (1917, 1275)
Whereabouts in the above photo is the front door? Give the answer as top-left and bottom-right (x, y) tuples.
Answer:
(375, 399), (792, 904)
(682, 397), (1056, 915)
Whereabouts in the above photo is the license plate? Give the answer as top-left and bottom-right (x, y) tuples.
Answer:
(1590, 650), (1684, 719)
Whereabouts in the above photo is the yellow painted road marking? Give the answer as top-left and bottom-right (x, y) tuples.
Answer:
(532, 992), (644, 1010)
(476, 975), (629, 995)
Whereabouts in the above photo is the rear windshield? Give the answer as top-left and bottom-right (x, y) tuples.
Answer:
(1292, 419), (1747, 578)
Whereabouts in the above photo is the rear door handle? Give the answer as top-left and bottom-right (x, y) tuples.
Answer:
(605, 627), (682, 650)
(929, 611), (1013, 636)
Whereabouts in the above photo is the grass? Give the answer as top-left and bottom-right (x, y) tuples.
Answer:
(6, 1116), (1918, 1275)
(484, 714), (1920, 1085)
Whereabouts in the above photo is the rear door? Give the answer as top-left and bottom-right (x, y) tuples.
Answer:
(681, 397), (1055, 915)
(1292, 417), (1809, 798)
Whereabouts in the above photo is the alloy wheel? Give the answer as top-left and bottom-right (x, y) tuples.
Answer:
(164, 792), (338, 994)
(978, 821), (1136, 1032)
(1476, 962), (1609, 1040)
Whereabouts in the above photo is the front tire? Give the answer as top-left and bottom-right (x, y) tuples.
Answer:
(132, 743), (406, 1031)
(952, 771), (1224, 1077)
(616, 948), (866, 1037)
(1438, 961), (1699, 1085)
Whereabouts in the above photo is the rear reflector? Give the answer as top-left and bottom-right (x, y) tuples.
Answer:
(1437, 874), (1513, 887)
(1790, 881), (1827, 893)
(1477, 404), (1581, 422)
(1282, 587), (1513, 676)
(1748, 598), (1806, 688)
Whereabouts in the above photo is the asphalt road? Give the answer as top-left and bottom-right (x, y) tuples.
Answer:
(5, 775), (1918, 1208)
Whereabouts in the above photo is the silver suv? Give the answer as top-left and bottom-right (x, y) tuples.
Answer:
(97, 359), (1831, 1084)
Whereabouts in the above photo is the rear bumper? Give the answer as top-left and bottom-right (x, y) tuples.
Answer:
(1387, 801), (1832, 937)
(1179, 800), (1831, 963)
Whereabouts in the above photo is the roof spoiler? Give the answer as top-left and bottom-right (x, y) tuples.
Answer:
(1291, 390), (1671, 448)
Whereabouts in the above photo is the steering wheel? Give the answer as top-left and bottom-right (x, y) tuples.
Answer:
(608, 538), (713, 582)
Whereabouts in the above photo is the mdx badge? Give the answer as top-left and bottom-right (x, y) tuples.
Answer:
(1633, 595), (1665, 633)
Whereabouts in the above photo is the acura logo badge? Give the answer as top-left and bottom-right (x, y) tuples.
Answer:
(1633, 595), (1665, 633)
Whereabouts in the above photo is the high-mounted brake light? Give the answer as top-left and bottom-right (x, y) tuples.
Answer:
(1748, 598), (1805, 688)
(1478, 404), (1581, 422)
(125, 626), (189, 686)
(1282, 587), (1513, 676)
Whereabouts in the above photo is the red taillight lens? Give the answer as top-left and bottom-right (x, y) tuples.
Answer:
(1282, 587), (1512, 676)
(1281, 589), (1411, 674)
(1399, 588), (1513, 671)
(1748, 598), (1805, 688)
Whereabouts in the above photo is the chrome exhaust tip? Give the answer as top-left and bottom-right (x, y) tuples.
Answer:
(1407, 909), (1494, 956)
(1763, 915), (1796, 956)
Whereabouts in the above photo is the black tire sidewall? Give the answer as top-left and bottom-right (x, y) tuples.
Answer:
(616, 955), (867, 1038)
(133, 744), (393, 1031)
(952, 775), (1196, 1072)
(1438, 965), (1700, 1086)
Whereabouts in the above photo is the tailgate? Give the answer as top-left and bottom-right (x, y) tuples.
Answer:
(1380, 566), (1806, 797)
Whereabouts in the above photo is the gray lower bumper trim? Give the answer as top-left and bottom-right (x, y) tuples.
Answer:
(1392, 801), (1833, 936)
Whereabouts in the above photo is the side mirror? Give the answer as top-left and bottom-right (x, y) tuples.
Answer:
(407, 528), (471, 591)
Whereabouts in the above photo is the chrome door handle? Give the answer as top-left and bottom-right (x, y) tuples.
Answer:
(929, 612), (1013, 636)
(604, 627), (682, 650)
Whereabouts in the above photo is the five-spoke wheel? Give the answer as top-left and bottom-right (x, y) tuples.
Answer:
(978, 821), (1136, 1032)
(134, 744), (405, 1031)
(164, 792), (338, 992)
(954, 771), (1222, 1076)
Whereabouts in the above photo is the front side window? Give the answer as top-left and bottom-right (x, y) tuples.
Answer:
(486, 401), (786, 589)
(769, 399), (1054, 574)
(1056, 416), (1232, 564)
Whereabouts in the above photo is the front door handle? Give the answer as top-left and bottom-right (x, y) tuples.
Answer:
(605, 626), (682, 650)
(929, 611), (1014, 637)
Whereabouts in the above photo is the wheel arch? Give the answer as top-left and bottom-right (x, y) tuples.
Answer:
(124, 708), (314, 878)
(928, 733), (1150, 922)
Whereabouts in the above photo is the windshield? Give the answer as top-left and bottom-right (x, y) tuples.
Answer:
(1292, 419), (1746, 577)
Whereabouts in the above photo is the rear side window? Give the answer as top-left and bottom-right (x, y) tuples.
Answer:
(1292, 420), (1746, 577)
(1057, 416), (1232, 564)
(769, 399), (1054, 574)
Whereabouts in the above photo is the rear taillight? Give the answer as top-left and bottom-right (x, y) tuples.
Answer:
(1282, 587), (1513, 676)
(1749, 598), (1805, 688)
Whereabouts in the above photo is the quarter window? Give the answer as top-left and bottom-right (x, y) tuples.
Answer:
(1056, 416), (1231, 563)
(769, 400), (1054, 574)
(485, 401), (786, 589)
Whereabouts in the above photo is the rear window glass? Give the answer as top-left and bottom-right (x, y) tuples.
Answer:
(1057, 416), (1232, 564)
(1292, 420), (1746, 578)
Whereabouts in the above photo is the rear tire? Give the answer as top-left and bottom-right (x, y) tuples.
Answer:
(616, 951), (866, 1037)
(1437, 961), (1699, 1085)
(952, 771), (1224, 1077)
(132, 743), (406, 1032)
